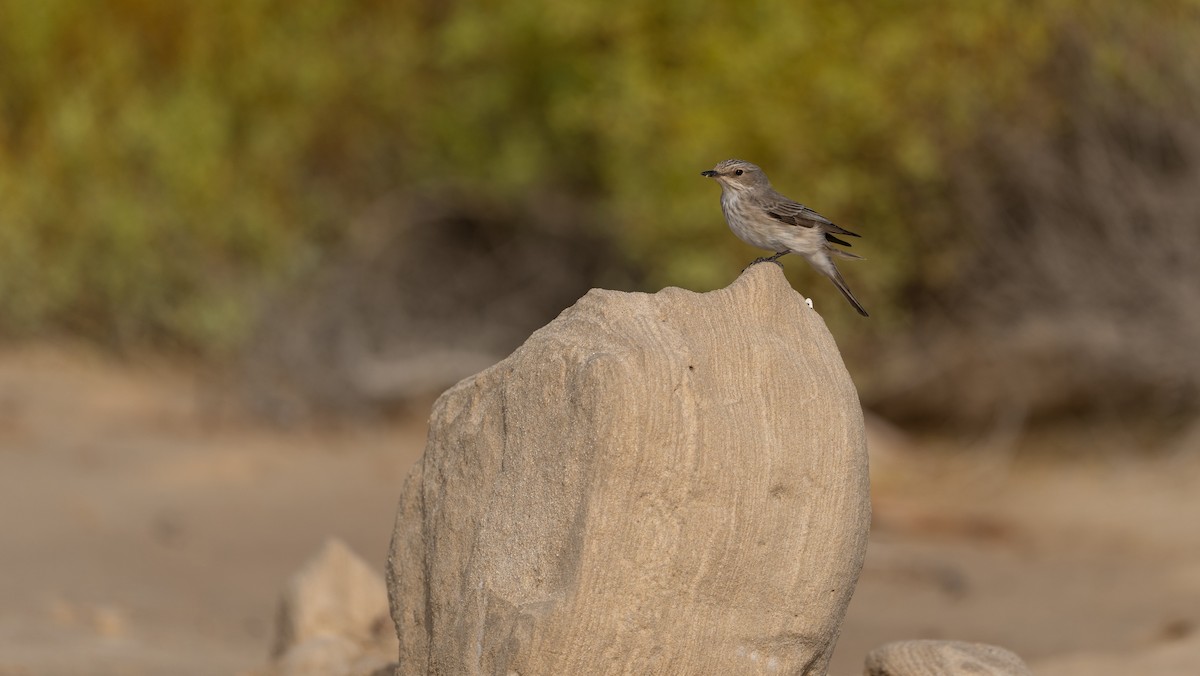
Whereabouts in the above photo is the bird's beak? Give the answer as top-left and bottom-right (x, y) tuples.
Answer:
(701, 170), (718, 177)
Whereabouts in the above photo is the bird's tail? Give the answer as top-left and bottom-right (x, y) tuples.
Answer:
(812, 255), (869, 317)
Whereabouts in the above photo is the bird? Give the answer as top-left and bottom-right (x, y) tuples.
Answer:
(702, 159), (869, 317)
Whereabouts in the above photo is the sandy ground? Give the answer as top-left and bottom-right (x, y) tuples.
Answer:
(1, 345), (1198, 675)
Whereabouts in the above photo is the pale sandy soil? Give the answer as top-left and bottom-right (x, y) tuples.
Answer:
(0, 345), (1197, 675)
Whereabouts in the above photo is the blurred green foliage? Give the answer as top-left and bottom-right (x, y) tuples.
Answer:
(0, 0), (1190, 353)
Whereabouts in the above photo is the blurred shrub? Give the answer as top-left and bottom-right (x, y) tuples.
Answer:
(0, 0), (1196, 425)
(878, 1), (1200, 428)
(0, 0), (421, 352)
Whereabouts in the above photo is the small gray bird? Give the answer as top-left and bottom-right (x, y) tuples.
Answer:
(702, 159), (869, 317)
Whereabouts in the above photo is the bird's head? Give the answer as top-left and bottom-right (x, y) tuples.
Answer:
(701, 159), (770, 193)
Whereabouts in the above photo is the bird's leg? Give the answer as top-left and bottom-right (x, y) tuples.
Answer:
(749, 250), (790, 266)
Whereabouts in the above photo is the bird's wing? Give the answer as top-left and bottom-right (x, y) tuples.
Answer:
(763, 194), (860, 237)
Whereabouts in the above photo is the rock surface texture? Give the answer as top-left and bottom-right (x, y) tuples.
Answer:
(386, 263), (872, 675)
(864, 640), (1033, 676)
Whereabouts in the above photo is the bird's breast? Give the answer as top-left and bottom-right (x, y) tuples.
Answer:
(720, 193), (777, 250)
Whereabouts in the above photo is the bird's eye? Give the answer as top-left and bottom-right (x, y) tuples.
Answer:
(734, 169), (744, 176)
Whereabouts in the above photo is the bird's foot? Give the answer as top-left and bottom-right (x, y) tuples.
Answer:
(745, 251), (790, 270)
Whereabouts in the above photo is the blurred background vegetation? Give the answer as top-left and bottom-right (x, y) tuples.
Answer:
(1, 0), (1197, 437)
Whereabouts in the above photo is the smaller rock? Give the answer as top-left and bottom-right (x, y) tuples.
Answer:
(865, 640), (1032, 676)
(275, 635), (360, 676)
(275, 636), (394, 676)
(266, 538), (398, 676)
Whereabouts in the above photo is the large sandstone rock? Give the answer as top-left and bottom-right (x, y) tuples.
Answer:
(386, 263), (872, 675)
